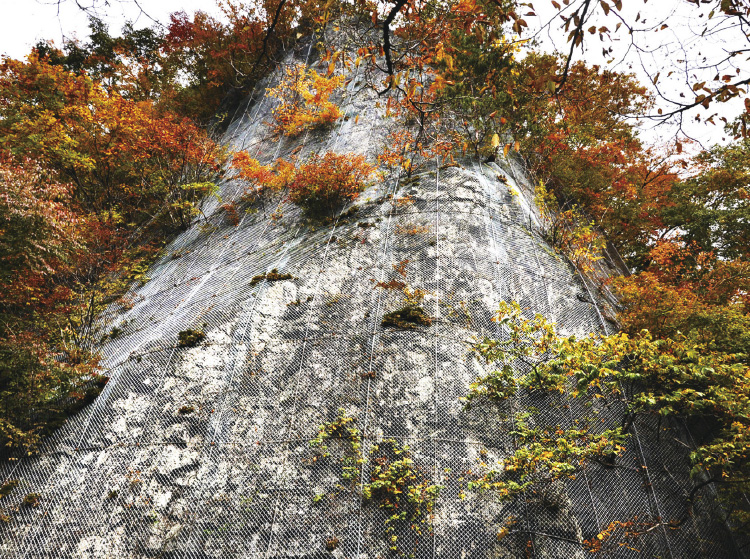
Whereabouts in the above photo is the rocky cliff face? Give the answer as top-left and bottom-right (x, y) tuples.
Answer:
(0, 45), (741, 558)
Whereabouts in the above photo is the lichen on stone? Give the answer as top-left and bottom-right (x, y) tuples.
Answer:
(249, 268), (295, 287)
(381, 305), (432, 329)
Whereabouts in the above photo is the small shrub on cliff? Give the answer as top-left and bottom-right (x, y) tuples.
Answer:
(288, 152), (373, 218)
(381, 305), (432, 329)
(231, 151), (296, 203)
(231, 151), (373, 217)
(0, 479), (19, 499)
(22, 493), (40, 507)
(249, 268), (295, 287)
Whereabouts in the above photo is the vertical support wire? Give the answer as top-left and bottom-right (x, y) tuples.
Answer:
(354, 166), (403, 558)
(260, 25), (378, 557)
(431, 157), (441, 559)
(473, 161), (538, 556)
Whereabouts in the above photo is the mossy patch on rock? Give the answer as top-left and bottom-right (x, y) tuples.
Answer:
(381, 305), (432, 329)
(22, 493), (40, 507)
(325, 536), (340, 551)
(249, 268), (295, 287)
(178, 329), (206, 348)
(0, 479), (19, 500)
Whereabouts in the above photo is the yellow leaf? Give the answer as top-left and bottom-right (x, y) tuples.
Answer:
(503, 143), (510, 157)
(491, 134), (500, 149)
(514, 141), (520, 152)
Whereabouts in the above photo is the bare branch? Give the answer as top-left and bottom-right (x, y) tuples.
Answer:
(378, 0), (409, 95)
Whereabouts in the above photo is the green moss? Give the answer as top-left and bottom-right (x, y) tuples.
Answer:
(249, 268), (295, 287)
(177, 329), (206, 348)
(0, 479), (19, 500)
(381, 305), (432, 329)
(22, 493), (40, 507)
(325, 536), (340, 551)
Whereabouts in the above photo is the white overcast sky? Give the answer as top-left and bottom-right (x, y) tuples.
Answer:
(0, 0), (746, 148)
(0, 0), (213, 59)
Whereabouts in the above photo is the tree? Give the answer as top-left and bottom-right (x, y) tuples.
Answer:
(0, 53), (224, 229)
(524, 0), (750, 132)
(160, 0), (331, 124)
(34, 16), (167, 100)
(0, 153), (100, 453)
(469, 302), (750, 535)
(0, 48), (224, 454)
(267, 63), (345, 136)
(663, 140), (750, 261)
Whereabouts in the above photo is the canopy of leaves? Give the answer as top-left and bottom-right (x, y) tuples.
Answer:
(0, 38), (224, 455)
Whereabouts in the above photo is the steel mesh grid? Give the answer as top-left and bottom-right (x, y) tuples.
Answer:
(0, 47), (744, 559)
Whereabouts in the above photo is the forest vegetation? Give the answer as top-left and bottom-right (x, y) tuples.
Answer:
(0, 0), (748, 546)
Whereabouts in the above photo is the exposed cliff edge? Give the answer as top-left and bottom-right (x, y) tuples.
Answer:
(0, 47), (742, 558)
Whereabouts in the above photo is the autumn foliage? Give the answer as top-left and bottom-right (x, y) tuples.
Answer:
(0, 51), (224, 454)
(0, 154), (98, 452)
(268, 63), (345, 136)
(1, 0), (749, 540)
(287, 152), (373, 216)
(231, 151), (296, 201)
(231, 150), (373, 217)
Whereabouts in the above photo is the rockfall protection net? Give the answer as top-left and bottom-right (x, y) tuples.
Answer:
(0, 38), (744, 559)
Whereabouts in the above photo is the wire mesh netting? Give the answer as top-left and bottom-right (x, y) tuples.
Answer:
(0, 40), (744, 558)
